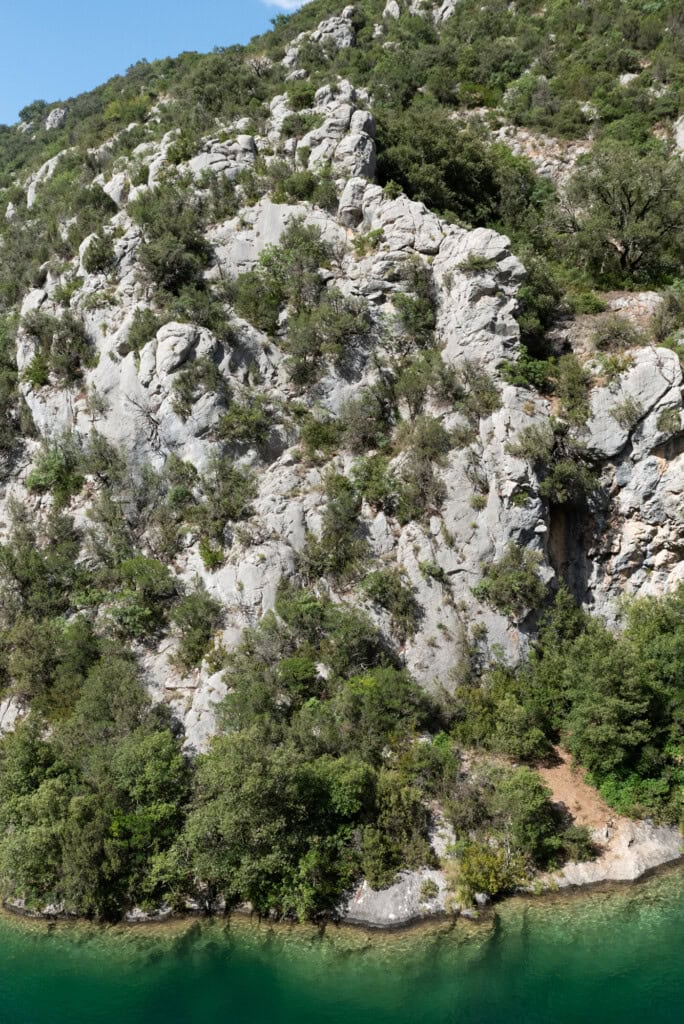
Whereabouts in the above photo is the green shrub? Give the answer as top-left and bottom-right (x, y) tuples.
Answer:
(652, 287), (684, 343)
(539, 458), (598, 506)
(111, 557), (177, 638)
(339, 390), (388, 453)
(170, 582), (223, 672)
(126, 307), (163, 354)
(419, 878), (439, 902)
(656, 406), (681, 435)
(361, 568), (421, 641)
(499, 352), (552, 391)
(353, 229), (384, 258)
(281, 112), (325, 137)
(506, 421), (555, 466)
(455, 843), (526, 899)
(23, 352), (50, 389)
(53, 276), (84, 308)
(396, 457), (447, 524)
(219, 393), (274, 449)
(171, 356), (227, 420)
(286, 79), (316, 111)
(591, 315), (644, 351)
(419, 560), (446, 583)
(285, 292), (370, 387)
(458, 253), (497, 274)
(299, 414), (342, 463)
(299, 472), (368, 582)
(192, 455), (256, 548)
(82, 233), (116, 274)
(457, 361), (501, 422)
(231, 217), (332, 334)
(610, 396), (643, 430)
(129, 172), (212, 293)
(391, 260), (436, 351)
(351, 455), (398, 512)
(570, 291), (607, 315)
(555, 355), (591, 426)
(474, 542), (547, 619)
(163, 284), (232, 338)
(26, 435), (84, 507)
(398, 415), (453, 464)
(22, 310), (95, 385)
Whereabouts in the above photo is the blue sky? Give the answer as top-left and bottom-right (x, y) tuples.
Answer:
(0, 1), (306, 126)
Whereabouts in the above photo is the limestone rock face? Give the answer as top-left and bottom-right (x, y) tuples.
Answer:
(283, 5), (356, 69)
(45, 107), (67, 131)
(551, 819), (682, 887)
(674, 113), (684, 155)
(187, 135), (257, 180)
(340, 868), (448, 927)
(585, 348), (682, 459)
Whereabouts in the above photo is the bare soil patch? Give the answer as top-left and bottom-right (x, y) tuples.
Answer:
(538, 746), (617, 831)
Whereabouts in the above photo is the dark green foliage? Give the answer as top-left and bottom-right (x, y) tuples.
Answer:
(190, 453), (256, 551)
(129, 172), (212, 293)
(171, 356), (227, 420)
(361, 567), (421, 641)
(126, 307), (163, 354)
(231, 217), (332, 334)
(81, 233), (116, 275)
(26, 434), (85, 507)
(376, 103), (501, 226)
(218, 393), (274, 449)
(299, 472), (368, 581)
(473, 542), (547, 620)
(515, 587), (684, 822)
(163, 284), (232, 338)
(160, 585), (435, 918)
(395, 456), (448, 525)
(298, 413), (343, 463)
(554, 355), (591, 427)
(339, 390), (389, 453)
(566, 142), (684, 285)
(351, 454), (398, 512)
(398, 414), (453, 464)
(285, 291), (370, 387)
(0, 506), (82, 626)
(110, 556), (177, 639)
(21, 310), (95, 386)
(0, 655), (190, 919)
(507, 419), (598, 507)
(170, 582), (222, 672)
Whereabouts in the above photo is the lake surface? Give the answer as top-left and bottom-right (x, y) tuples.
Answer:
(0, 866), (682, 1024)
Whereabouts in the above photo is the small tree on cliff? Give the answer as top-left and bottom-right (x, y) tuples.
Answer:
(566, 141), (684, 285)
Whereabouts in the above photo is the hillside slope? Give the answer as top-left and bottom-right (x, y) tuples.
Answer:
(0, 1), (681, 924)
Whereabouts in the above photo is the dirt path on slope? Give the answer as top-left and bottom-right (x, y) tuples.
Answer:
(538, 746), (617, 832)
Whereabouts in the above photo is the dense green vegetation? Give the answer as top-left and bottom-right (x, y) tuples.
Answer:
(454, 588), (683, 824)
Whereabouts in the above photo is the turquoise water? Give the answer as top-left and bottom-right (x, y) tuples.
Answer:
(0, 867), (682, 1024)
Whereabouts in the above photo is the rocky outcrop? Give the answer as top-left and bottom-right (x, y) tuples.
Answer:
(341, 869), (448, 927)
(551, 820), (681, 888)
(44, 107), (67, 131)
(283, 6), (357, 70)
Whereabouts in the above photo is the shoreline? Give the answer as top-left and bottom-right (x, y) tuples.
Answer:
(3, 851), (682, 940)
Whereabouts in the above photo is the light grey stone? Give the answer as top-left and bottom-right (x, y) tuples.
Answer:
(45, 107), (67, 130)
